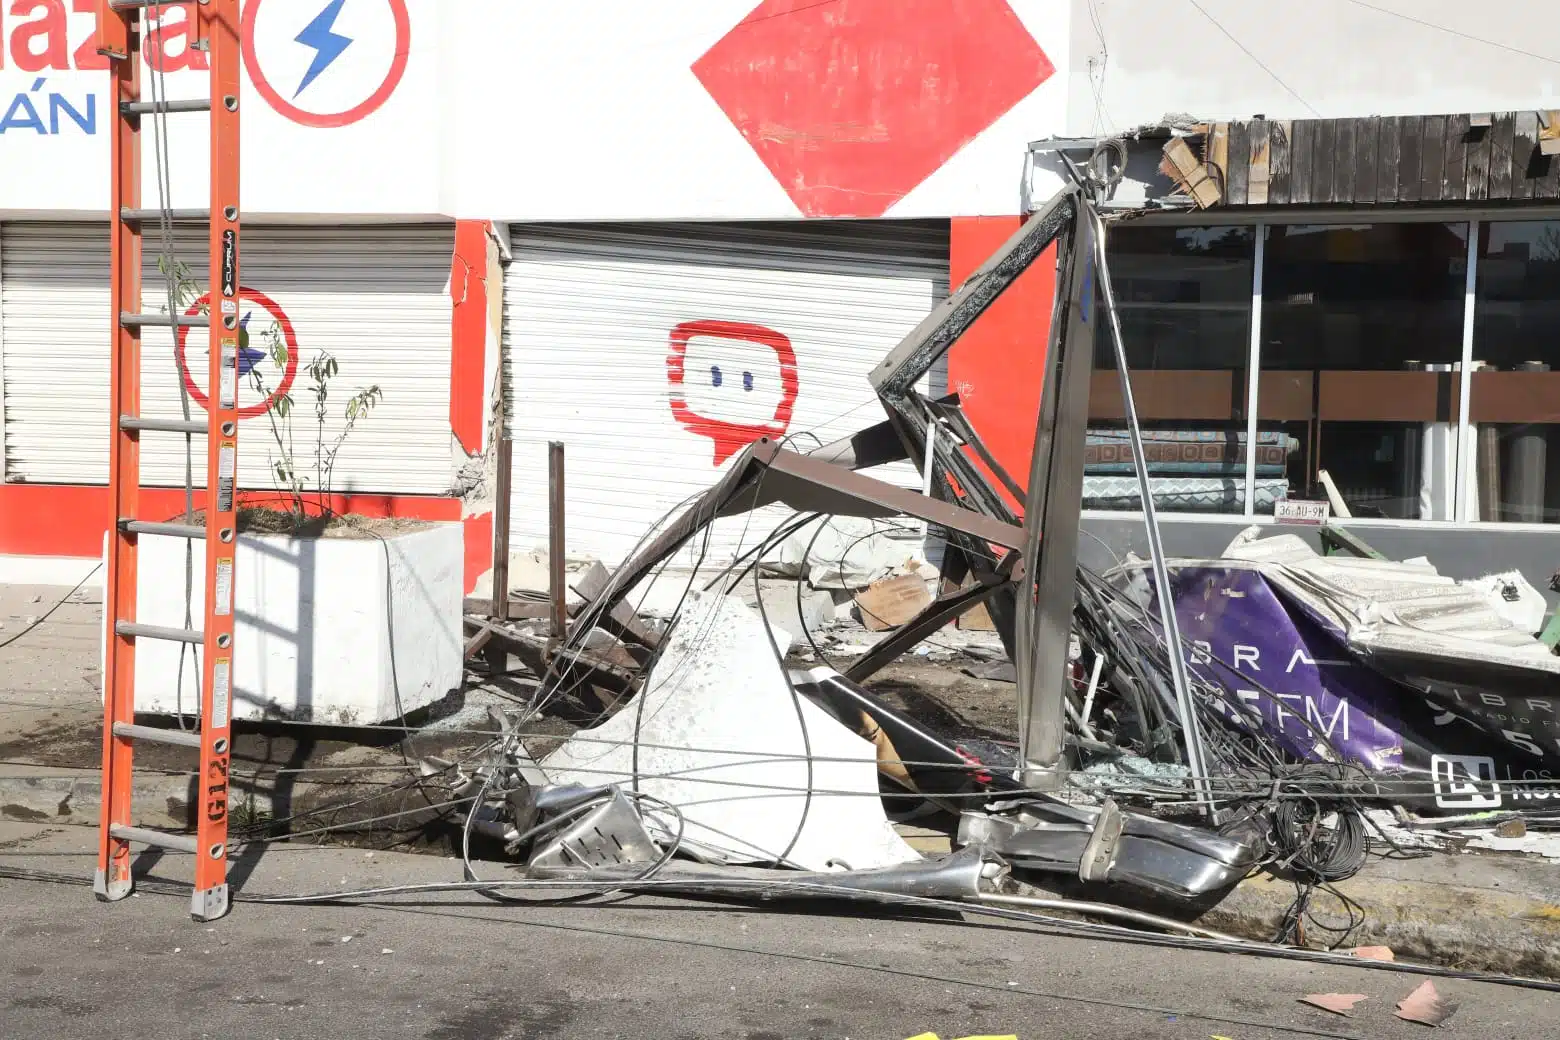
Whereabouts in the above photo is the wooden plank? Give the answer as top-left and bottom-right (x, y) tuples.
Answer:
(1541, 110), (1560, 154)
(1537, 114), (1560, 198)
(569, 561), (664, 651)
(1226, 119), (1250, 204)
(1312, 119), (1336, 204)
(1162, 137), (1223, 208)
(1443, 113), (1469, 201)
(464, 595), (556, 621)
(1514, 110), (1539, 200)
(1488, 112), (1516, 199)
(1247, 118), (1270, 204)
(462, 625), (494, 661)
(1540, 134), (1560, 198)
(1268, 120), (1292, 204)
(1354, 115), (1379, 204)
(1465, 117), (1491, 200)
(1288, 119), (1314, 203)
(855, 574), (934, 632)
(488, 437), (513, 623)
(1398, 115), (1423, 203)
(1209, 122), (1230, 192)
(1419, 114), (1446, 202)
(1332, 119), (1356, 203)
(1376, 116), (1400, 203)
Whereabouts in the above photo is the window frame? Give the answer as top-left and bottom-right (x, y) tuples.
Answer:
(1086, 206), (1558, 532)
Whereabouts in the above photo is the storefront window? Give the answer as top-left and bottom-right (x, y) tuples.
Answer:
(1088, 224), (1255, 513)
(1473, 221), (1560, 524)
(1260, 223), (1469, 519)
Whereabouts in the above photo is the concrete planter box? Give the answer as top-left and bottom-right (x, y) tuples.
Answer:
(113, 523), (463, 726)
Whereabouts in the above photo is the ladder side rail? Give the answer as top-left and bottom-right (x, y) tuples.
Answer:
(95, 0), (144, 904)
(191, 0), (242, 922)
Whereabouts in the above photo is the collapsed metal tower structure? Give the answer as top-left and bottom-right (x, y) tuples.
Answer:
(572, 155), (1120, 793)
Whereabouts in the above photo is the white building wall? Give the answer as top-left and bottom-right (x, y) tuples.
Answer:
(442, 0), (1071, 221)
(0, 0), (447, 217)
(0, 0), (1072, 221)
(6, 2), (1557, 220)
(1068, 0), (1560, 136)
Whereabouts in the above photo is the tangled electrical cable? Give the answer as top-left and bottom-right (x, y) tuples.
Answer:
(1267, 790), (1370, 949)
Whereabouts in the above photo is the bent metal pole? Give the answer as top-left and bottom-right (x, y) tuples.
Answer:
(1087, 206), (1214, 817)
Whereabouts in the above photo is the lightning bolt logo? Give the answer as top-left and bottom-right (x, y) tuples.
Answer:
(294, 0), (355, 99)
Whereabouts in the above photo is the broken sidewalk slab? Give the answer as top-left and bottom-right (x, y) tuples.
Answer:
(540, 592), (922, 872)
(958, 797), (1259, 899)
(745, 582), (836, 647)
(767, 515), (916, 590)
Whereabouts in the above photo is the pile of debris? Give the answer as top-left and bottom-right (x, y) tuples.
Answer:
(450, 157), (1559, 959)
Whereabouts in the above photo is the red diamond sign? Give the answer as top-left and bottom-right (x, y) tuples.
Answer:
(693, 0), (1054, 218)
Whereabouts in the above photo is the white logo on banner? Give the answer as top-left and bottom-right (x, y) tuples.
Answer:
(1430, 754), (1501, 808)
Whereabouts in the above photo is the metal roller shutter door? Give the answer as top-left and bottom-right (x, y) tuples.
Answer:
(1, 223), (455, 494)
(503, 220), (949, 565)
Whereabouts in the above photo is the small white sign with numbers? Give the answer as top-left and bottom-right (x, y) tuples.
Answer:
(1275, 499), (1330, 525)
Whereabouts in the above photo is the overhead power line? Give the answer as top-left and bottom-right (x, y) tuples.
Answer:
(1340, 0), (1560, 68)
(1185, 0), (1322, 118)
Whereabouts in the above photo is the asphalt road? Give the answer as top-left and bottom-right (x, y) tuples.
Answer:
(2, 822), (1556, 1040)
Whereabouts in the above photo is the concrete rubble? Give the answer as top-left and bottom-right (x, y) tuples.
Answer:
(539, 592), (920, 871)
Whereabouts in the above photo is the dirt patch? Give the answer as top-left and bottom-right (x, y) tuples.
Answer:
(174, 507), (434, 539)
(850, 659), (1019, 745)
(0, 712), (418, 774)
(1, 804), (50, 823)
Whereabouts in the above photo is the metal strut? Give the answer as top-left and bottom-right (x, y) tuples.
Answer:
(94, 0), (243, 923)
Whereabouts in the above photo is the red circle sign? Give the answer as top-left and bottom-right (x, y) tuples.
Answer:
(174, 287), (299, 419)
(242, 0), (412, 129)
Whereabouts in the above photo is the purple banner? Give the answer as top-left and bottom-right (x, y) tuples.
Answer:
(1143, 565), (1560, 813)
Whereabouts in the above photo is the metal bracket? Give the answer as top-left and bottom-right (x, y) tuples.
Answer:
(1078, 798), (1123, 883)
(529, 788), (660, 871)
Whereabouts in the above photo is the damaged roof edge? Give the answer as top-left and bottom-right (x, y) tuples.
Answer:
(1034, 107), (1560, 212)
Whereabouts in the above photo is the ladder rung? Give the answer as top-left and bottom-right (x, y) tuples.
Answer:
(108, 824), (199, 856)
(111, 722), (203, 750)
(115, 621), (203, 644)
(120, 415), (208, 435)
(120, 520), (206, 540)
(120, 208), (211, 224)
(120, 312), (209, 329)
(121, 99), (212, 116)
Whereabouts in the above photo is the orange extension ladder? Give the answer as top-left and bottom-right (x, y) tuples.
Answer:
(94, 0), (242, 922)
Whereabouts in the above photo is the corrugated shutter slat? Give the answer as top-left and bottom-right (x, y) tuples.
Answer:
(1, 223), (455, 494)
(503, 220), (949, 566)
